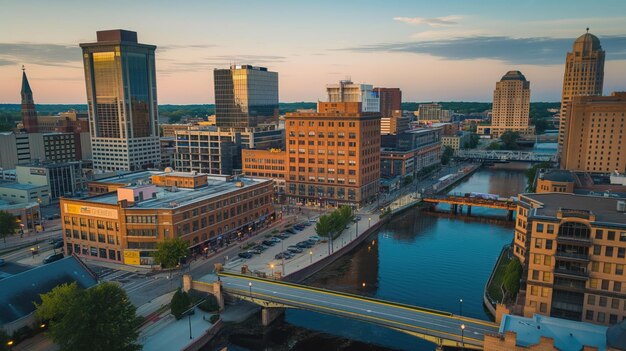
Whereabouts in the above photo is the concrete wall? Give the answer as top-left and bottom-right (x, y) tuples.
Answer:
(181, 319), (222, 351)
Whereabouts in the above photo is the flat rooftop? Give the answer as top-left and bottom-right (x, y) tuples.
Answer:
(0, 181), (46, 190)
(79, 177), (271, 209)
(500, 314), (608, 350)
(523, 193), (626, 224)
(539, 169), (575, 182)
(91, 170), (164, 184)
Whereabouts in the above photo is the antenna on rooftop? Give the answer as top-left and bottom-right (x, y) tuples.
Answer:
(22, 65), (25, 72)
(586, 27), (589, 33)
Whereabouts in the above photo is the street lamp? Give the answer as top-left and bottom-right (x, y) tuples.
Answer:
(309, 250), (313, 263)
(248, 282), (253, 300)
(368, 217), (371, 228)
(362, 282), (366, 288)
(459, 298), (463, 317)
(7, 340), (14, 351)
(460, 324), (465, 349)
(270, 263), (275, 277)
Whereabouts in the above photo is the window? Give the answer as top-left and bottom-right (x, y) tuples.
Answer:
(592, 261), (600, 272)
(614, 282), (622, 293)
(596, 229), (604, 239)
(547, 224), (554, 234)
(536, 223), (544, 232)
(543, 272), (551, 282)
(546, 240), (553, 250)
(535, 238), (543, 248)
(588, 295), (596, 305)
(602, 280), (609, 290)
(541, 288), (549, 298)
(593, 245), (602, 255)
(619, 248), (625, 258)
(606, 246), (614, 257)
(604, 263), (613, 274)
(608, 231), (616, 240)
(544, 255), (551, 266)
(585, 310), (594, 320)
(610, 314), (618, 324)
(530, 285), (538, 295)
(598, 312), (606, 323)
(532, 270), (540, 280)
(539, 303), (547, 313)
(612, 298), (621, 309)
(617, 264), (624, 275)
(534, 254), (541, 264)
(600, 296), (608, 307)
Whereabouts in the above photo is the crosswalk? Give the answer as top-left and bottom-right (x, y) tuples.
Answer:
(91, 266), (168, 295)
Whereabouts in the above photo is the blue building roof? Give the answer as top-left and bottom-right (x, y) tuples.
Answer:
(500, 314), (609, 350)
(0, 255), (98, 324)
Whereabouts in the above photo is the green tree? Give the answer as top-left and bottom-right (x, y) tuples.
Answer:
(441, 146), (454, 165)
(36, 282), (141, 351)
(170, 288), (191, 320)
(486, 141), (501, 150)
(314, 214), (333, 239)
(499, 131), (521, 150)
(34, 282), (81, 322)
(503, 258), (522, 300)
(463, 133), (480, 149)
(154, 237), (189, 277)
(0, 211), (19, 243)
(525, 162), (553, 192)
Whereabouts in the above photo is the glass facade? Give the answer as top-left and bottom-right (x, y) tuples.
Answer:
(214, 65), (278, 128)
(81, 30), (160, 171)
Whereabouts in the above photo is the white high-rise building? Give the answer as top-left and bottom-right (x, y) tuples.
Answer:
(326, 80), (380, 112)
(80, 30), (161, 172)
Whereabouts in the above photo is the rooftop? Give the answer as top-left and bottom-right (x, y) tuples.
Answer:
(0, 256), (97, 324)
(79, 176), (271, 209)
(538, 169), (575, 183)
(0, 181), (47, 191)
(522, 193), (626, 224)
(500, 314), (610, 350)
(501, 70), (527, 81)
(91, 170), (163, 184)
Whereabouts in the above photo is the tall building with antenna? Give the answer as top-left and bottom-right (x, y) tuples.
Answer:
(558, 29), (605, 152)
(80, 29), (161, 172)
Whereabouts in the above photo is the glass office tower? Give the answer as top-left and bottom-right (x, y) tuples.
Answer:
(80, 30), (160, 172)
(214, 65), (278, 129)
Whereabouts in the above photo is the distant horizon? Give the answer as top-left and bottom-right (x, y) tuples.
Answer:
(1, 1), (625, 104)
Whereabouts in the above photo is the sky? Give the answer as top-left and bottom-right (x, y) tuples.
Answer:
(1, 0), (626, 104)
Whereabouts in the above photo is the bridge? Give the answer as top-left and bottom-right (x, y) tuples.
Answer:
(455, 149), (557, 163)
(422, 194), (517, 218)
(199, 272), (499, 350)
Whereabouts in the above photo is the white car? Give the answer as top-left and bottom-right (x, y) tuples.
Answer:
(309, 235), (321, 242)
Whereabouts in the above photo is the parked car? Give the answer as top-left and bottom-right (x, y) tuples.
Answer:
(53, 241), (64, 249)
(238, 252), (253, 259)
(270, 236), (281, 243)
(297, 241), (314, 248)
(355, 216), (362, 221)
(277, 233), (290, 239)
(305, 239), (317, 246)
(287, 246), (303, 253)
(285, 229), (296, 235)
(302, 222), (312, 227)
(262, 240), (276, 247)
(274, 252), (284, 259)
(253, 245), (267, 252)
(283, 251), (294, 259)
(43, 253), (64, 264)
(294, 225), (304, 230)
(344, 225), (350, 230)
(308, 235), (321, 242)
(249, 248), (262, 254)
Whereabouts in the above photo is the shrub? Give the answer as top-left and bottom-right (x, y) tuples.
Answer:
(198, 294), (219, 312)
(170, 288), (191, 320)
(209, 314), (220, 324)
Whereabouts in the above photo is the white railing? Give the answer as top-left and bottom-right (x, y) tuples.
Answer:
(455, 150), (557, 162)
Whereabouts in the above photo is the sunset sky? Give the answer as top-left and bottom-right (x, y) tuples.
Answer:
(1, 0), (626, 104)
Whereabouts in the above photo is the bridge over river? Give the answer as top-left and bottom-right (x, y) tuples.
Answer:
(198, 272), (500, 350)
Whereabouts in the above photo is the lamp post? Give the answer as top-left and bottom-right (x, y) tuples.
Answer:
(249, 282), (253, 300)
(460, 324), (465, 349)
(459, 298), (463, 317)
(309, 250), (313, 263)
(270, 263), (275, 277)
(368, 217), (371, 228)
(354, 220), (358, 241)
(7, 340), (14, 351)
(281, 238), (285, 275)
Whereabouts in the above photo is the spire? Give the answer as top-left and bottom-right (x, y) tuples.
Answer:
(21, 66), (32, 96)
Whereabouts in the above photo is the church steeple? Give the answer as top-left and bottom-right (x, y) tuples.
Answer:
(20, 66), (39, 133)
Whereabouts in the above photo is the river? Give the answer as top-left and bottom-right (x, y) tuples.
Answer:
(213, 165), (530, 351)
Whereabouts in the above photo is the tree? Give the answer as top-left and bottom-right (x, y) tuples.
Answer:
(36, 282), (141, 351)
(441, 146), (454, 165)
(499, 131), (521, 150)
(464, 134), (480, 149)
(486, 141), (501, 150)
(502, 258), (522, 301)
(0, 211), (19, 243)
(34, 282), (81, 322)
(170, 288), (191, 320)
(525, 162), (552, 192)
(153, 237), (189, 277)
(314, 214), (333, 238)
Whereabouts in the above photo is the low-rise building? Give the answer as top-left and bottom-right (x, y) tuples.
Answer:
(242, 148), (287, 196)
(442, 133), (470, 151)
(61, 172), (275, 266)
(514, 193), (626, 326)
(536, 169), (576, 193)
(0, 182), (49, 206)
(0, 200), (40, 234)
(15, 161), (83, 200)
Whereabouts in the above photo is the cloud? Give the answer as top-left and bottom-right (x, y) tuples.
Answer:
(0, 58), (15, 66)
(159, 44), (216, 52)
(341, 35), (626, 65)
(393, 16), (461, 27)
(158, 54), (287, 74)
(0, 43), (81, 67)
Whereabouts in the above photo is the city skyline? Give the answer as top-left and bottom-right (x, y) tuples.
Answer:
(1, 0), (626, 104)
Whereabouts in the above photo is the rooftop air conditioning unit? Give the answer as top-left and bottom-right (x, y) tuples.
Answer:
(617, 201), (626, 212)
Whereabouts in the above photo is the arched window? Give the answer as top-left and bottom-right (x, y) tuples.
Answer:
(558, 222), (591, 239)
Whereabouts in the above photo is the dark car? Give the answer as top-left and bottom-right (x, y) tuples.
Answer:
(238, 252), (253, 259)
(287, 246), (303, 253)
(43, 253), (64, 264)
(285, 229), (296, 235)
(305, 239), (317, 246)
(277, 233), (290, 239)
(52, 241), (64, 249)
(294, 225), (304, 231)
(274, 252), (284, 259)
(249, 248), (262, 254)
(262, 240), (276, 247)
(296, 241), (313, 248)
(283, 251), (294, 259)
(253, 245), (267, 252)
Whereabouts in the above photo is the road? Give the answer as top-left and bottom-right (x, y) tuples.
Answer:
(214, 273), (499, 349)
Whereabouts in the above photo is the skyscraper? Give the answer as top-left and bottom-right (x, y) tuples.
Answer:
(80, 30), (160, 172)
(558, 30), (605, 151)
(20, 67), (39, 133)
(326, 80), (380, 112)
(486, 70), (533, 138)
(214, 65), (278, 129)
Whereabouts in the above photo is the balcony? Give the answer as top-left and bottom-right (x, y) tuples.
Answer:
(556, 236), (592, 246)
(554, 268), (589, 279)
(555, 251), (589, 261)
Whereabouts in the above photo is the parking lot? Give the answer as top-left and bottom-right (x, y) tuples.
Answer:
(224, 213), (377, 277)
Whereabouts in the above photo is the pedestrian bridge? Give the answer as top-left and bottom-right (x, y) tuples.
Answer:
(423, 194), (518, 217)
(211, 272), (499, 350)
(455, 149), (557, 163)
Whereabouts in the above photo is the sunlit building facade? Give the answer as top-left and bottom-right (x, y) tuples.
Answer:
(80, 30), (160, 172)
(214, 65), (279, 129)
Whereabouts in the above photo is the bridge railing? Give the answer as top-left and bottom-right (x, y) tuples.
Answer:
(455, 149), (557, 162)
(219, 271), (455, 318)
